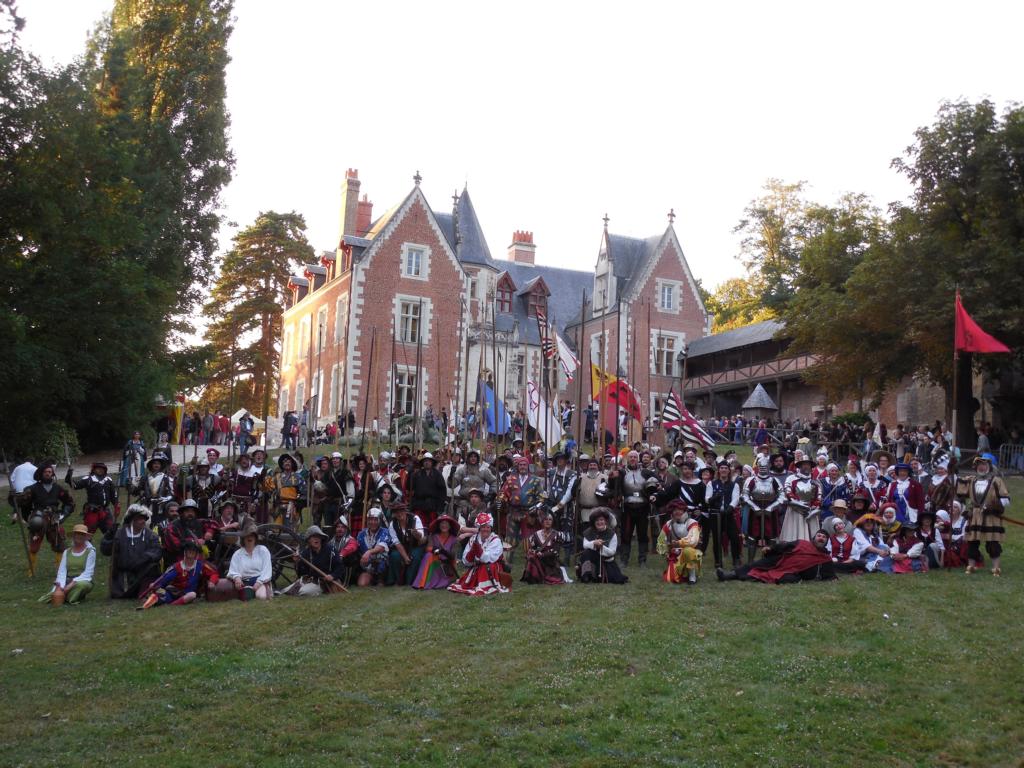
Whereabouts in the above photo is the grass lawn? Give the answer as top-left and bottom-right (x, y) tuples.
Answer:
(1, 465), (1021, 767)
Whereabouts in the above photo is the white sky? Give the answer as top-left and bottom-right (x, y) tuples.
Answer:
(16, 0), (1023, 290)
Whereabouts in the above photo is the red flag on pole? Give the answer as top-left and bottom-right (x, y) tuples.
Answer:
(955, 292), (1010, 353)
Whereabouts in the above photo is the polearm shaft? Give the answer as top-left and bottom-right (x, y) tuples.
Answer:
(359, 327), (377, 455)
(2, 444), (34, 577)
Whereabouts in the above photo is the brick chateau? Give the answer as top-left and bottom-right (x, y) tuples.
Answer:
(277, 169), (949, 437)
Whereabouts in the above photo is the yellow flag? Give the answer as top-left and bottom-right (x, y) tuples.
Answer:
(590, 363), (616, 400)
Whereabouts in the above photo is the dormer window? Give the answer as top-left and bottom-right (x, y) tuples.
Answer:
(527, 287), (546, 318)
(496, 274), (516, 314)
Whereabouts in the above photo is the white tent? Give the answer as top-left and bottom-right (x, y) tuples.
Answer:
(230, 409), (266, 429)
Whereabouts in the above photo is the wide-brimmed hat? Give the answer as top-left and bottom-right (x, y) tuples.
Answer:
(973, 453), (996, 467)
(796, 456), (814, 468)
(831, 499), (848, 511)
(418, 452), (435, 466)
(205, 448), (221, 459)
(430, 515), (459, 535)
(239, 521), (259, 541)
(871, 449), (895, 465)
(218, 499), (240, 515)
(474, 511), (494, 528)
(466, 487), (486, 499)
(335, 515), (350, 530)
(277, 453), (297, 470)
(123, 504), (150, 522)
(90, 461), (107, 473)
(854, 513), (882, 528)
(146, 453), (169, 472)
(588, 507), (617, 528)
(250, 447), (267, 458)
(71, 523), (90, 536)
(179, 499), (199, 514)
(32, 463), (55, 482)
(893, 463), (912, 474)
(304, 525), (329, 541)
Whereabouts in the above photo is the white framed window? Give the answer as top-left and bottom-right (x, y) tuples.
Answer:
(594, 274), (608, 310)
(654, 335), (676, 376)
(400, 243), (431, 281)
(328, 364), (338, 416)
(299, 316), (311, 361)
(335, 297), (348, 343)
(652, 395), (664, 423)
(282, 326), (293, 370)
(316, 306), (328, 353)
(394, 369), (418, 415)
(656, 279), (681, 314)
(280, 386), (290, 415)
(515, 352), (526, 387)
(310, 370), (322, 417)
(399, 300), (421, 344)
(296, 380), (306, 413)
(469, 275), (478, 301)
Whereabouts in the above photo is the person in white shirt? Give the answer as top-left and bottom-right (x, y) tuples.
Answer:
(10, 458), (38, 494)
(216, 523), (274, 600)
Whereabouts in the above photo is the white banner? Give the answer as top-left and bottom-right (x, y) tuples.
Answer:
(526, 380), (563, 450)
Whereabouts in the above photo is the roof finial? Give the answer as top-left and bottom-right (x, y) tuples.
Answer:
(452, 189), (459, 209)
(668, 208), (676, 225)
(413, 170), (422, 186)
(602, 213), (610, 229)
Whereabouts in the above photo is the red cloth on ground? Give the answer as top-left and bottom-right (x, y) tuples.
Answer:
(748, 540), (832, 584)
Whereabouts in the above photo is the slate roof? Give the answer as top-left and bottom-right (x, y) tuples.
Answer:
(742, 383), (778, 410)
(605, 232), (662, 294)
(685, 319), (786, 357)
(498, 262), (592, 343)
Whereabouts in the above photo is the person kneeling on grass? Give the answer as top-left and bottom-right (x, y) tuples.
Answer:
(210, 522), (274, 601)
(577, 507), (628, 584)
(448, 512), (510, 596)
(139, 538), (219, 609)
(283, 525), (345, 596)
(716, 529), (836, 584)
(356, 508), (392, 587)
(889, 522), (928, 574)
(521, 510), (572, 585)
(657, 500), (702, 585)
(40, 524), (95, 605)
(387, 503), (425, 586)
(825, 517), (864, 574)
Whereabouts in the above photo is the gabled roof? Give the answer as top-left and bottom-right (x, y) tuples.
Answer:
(742, 383), (778, 410)
(604, 232), (662, 294)
(435, 187), (494, 268)
(516, 275), (548, 297)
(686, 319), (786, 357)
(287, 275), (309, 287)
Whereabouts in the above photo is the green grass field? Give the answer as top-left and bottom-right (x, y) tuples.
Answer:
(1, 465), (1021, 767)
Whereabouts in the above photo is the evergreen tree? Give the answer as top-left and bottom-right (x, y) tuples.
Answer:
(202, 212), (314, 419)
(0, 1), (233, 452)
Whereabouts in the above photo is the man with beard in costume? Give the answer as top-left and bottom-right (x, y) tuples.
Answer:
(452, 449), (497, 519)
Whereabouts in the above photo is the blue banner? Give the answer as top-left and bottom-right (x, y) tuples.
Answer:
(478, 380), (511, 435)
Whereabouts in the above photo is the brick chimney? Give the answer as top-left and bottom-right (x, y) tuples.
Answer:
(356, 193), (373, 237)
(508, 230), (536, 264)
(339, 168), (361, 241)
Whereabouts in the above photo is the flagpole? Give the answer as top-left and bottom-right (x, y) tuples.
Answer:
(613, 299), (621, 452)
(575, 289), (586, 450)
(599, 308), (607, 459)
(952, 286), (959, 450)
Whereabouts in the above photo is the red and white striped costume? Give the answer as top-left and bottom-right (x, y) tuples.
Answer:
(448, 533), (508, 596)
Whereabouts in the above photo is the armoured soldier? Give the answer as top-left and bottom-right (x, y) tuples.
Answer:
(25, 463), (75, 574)
(546, 452), (578, 564)
(782, 456), (821, 542)
(188, 459), (220, 519)
(619, 450), (653, 567)
(742, 456), (787, 553)
(452, 450), (497, 517)
(66, 461), (119, 535)
(137, 452), (174, 526)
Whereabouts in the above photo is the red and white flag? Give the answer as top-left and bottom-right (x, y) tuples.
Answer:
(661, 387), (714, 450)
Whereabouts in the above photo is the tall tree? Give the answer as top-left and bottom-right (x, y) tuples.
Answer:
(0, 1), (233, 452)
(203, 212), (314, 419)
(733, 179), (808, 313)
(705, 277), (775, 332)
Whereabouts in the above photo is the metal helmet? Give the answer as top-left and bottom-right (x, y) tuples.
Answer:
(756, 456), (771, 478)
(27, 512), (46, 534)
(595, 482), (611, 500)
